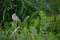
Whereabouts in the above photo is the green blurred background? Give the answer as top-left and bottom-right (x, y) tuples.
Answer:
(0, 0), (60, 40)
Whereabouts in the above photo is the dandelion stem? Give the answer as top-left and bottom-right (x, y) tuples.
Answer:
(10, 26), (20, 38)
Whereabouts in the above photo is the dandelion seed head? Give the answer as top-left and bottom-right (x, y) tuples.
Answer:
(12, 13), (19, 21)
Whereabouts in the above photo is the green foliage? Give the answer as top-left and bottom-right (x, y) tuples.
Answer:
(0, 10), (60, 40)
(0, 0), (60, 40)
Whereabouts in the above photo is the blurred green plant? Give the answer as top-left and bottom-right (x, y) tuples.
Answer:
(0, 10), (60, 40)
(0, 0), (60, 40)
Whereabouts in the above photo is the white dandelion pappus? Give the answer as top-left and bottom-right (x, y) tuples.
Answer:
(12, 14), (19, 21)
